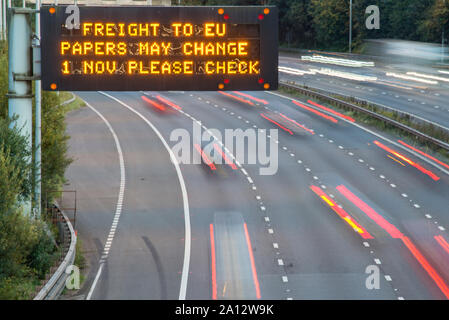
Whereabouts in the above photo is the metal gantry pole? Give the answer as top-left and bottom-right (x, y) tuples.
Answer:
(34, 0), (41, 218)
(349, 0), (352, 53)
(7, 7), (33, 216)
(3, 0), (6, 40)
(0, 0), (3, 41)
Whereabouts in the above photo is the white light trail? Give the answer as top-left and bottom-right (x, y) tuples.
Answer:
(386, 72), (438, 85)
(301, 55), (375, 67)
(405, 72), (449, 83)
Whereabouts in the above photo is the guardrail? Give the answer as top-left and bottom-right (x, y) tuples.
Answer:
(279, 81), (449, 152)
(34, 203), (77, 300)
(59, 92), (76, 107)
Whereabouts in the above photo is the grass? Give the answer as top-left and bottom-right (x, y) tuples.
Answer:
(278, 84), (449, 164)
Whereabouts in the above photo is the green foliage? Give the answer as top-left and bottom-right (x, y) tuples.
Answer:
(309, 0), (349, 50)
(179, 0), (449, 51)
(40, 91), (73, 202)
(0, 118), (33, 210)
(0, 119), (59, 299)
(26, 223), (59, 279)
(0, 39), (68, 299)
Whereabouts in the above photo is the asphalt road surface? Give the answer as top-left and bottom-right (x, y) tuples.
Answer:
(64, 85), (449, 300)
(279, 53), (449, 129)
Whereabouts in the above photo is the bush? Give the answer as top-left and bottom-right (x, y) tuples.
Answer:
(0, 118), (59, 299)
(41, 91), (73, 202)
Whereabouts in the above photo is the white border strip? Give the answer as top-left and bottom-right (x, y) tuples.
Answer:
(98, 91), (191, 300)
(266, 90), (449, 177)
(84, 101), (126, 300)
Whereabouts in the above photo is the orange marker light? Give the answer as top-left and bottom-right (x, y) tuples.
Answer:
(218, 83), (224, 90)
(263, 83), (270, 89)
(50, 83), (57, 90)
(49, 7), (55, 14)
(264, 8), (270, 15)
(218, 8), (224, 15)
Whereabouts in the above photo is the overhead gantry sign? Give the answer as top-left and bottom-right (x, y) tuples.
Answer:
(41, 6), (278, 91)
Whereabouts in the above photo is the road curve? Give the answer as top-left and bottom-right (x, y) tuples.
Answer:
(64, 87), (449, 300)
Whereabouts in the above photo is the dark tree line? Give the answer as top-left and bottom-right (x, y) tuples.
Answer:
(179, 0), (449, 51)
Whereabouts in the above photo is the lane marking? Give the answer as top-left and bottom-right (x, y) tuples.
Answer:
(374, 141), (440, 181)
(401, 236), (449, 299)
(336, 185), (403, 239)
(397, 140), (449, 170)
(213, 143), (237, 170)
(260, 113), (294, 135)
(99, 92), (191, 300)
(265, 91), (449, 177)
(218, 91), (255, 106)
(310, 185), (373, 239)
(307, 99), (355, 122)
(84, 101), (126, 300)
(194, 144), (217, 171)
(210, 224), (217, 300)
(291, 100), (338, 123)
(232, 91), (268, 104)
(278, 113), (315, 134)
(243, 223), (262, 299)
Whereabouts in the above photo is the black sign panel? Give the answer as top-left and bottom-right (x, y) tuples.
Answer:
(41, 6), (278, 91)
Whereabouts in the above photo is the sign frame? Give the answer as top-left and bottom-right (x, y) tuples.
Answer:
(40, 6), (278, 91)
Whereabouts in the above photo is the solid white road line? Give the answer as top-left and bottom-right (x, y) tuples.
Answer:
(84, 101), (126, 300)
(266, 91), (449, 177)
(98, 91), (191, 301)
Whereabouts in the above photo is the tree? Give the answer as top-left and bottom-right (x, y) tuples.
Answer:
(309, 0), (349, 51)
(419, 0), (449, 42)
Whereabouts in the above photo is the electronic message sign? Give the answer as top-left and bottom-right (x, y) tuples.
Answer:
(41, 6), (278, 91)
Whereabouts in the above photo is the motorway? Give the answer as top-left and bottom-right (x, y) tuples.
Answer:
(279, 53), (449, 129)
(62, 80), (449, 300)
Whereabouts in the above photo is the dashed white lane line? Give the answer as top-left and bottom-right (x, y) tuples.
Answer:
(85, 101), (126, 301)
(282, 276), (289, 283)
(278, 259), (284, 266)
(385, 275), (392, 281)
(273, 243), (279, 249)
(192, 92), (426, 298)
(99, 92), (191, 300)
(374, 258), (382, 265)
